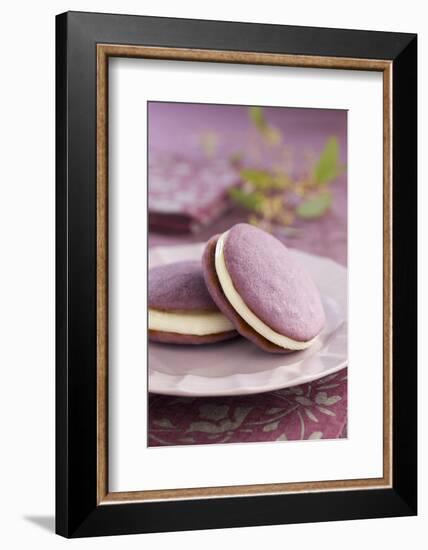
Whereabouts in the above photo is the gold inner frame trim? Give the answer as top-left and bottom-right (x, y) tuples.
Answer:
(96, 44), (393, 505)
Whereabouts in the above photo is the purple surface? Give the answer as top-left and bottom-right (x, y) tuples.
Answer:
(148, 102), (347, 445)
(222, 224), (325, 341)
(149, 369), (348, 446)
(149, 102), (347, 169)
(149, 261), (217, 311)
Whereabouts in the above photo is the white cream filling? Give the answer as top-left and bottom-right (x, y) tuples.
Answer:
(149, 308), (234, 336)
(214, 231), (318, 350)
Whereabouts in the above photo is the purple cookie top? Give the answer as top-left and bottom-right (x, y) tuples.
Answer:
(222, 224), (325, 341)
(149, 260), (217, 311)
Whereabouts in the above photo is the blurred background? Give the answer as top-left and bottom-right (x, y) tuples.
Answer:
(148, 101), (347, 266)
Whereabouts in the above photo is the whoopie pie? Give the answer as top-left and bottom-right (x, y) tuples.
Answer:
(148, 260), (237, 344)
(202, 223), (325, 353)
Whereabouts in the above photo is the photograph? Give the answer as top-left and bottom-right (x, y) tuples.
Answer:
(148, 101), (348, 446)
(0, 0), (421, 546)
(51, 9), (417, 538)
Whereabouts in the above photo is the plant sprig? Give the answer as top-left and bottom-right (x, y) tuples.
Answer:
(228, 107), (345, 232)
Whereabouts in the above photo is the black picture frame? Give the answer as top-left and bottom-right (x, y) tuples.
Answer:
(56, 10), (417, 538)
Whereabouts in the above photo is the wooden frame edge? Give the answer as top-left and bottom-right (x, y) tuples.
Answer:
(99, 44), (391, 71)
(96, 44), (393, 504)
(382, 62), (393, 489)
(97, 45), (109, 503)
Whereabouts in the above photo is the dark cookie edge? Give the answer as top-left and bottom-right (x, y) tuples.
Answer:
(149, 329), (238, 345)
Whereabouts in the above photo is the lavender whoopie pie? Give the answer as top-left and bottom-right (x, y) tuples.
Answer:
(202, 224), (325, 353)
(148, 260), (237, 344)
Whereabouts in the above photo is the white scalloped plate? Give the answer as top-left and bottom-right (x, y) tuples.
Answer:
(149, 242), (347, 397)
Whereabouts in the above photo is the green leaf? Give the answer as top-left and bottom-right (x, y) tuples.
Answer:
(313, 137), (340, 184)
(240, 169), (274, 189)
(240, 169), (289, 190)
(249, 106), (267, 130)
(263, 126), (282, 145)
(229, 187), (264, 211)
(249, 106), (283, 145)
(296, 191), (332, 219)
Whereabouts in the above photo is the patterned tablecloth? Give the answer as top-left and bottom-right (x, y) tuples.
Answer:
(148, 103), (348, 445)
(149, 370), (347, 446)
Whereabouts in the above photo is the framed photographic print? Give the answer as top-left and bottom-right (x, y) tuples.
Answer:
(56, 11), (417, 538)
